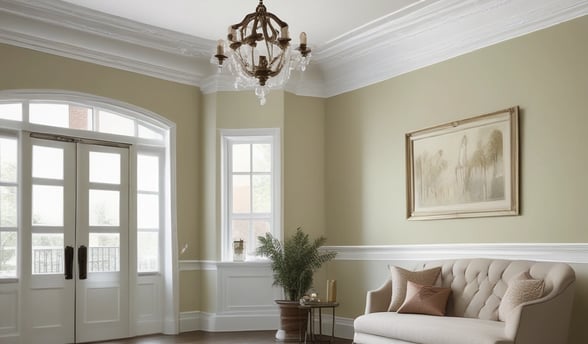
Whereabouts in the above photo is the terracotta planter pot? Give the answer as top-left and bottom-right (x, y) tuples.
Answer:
(275, 300), (308, 342)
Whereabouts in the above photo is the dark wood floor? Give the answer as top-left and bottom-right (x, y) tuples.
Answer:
(95, 330), (353, 343)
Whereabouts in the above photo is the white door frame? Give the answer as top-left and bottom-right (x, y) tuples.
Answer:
(0, 90), (179, 342)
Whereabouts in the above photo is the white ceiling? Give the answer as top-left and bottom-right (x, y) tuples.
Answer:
(0, 0), (587, 98)
(60, 0), (421, 46)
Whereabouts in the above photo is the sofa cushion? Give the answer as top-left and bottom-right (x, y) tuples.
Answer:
(354, 312), (513, 344)
(498, 272), (544, 321)
(397, 281), (451, 316)
(387, 265), (441, 311)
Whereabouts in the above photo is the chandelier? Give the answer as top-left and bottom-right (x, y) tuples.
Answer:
(213, 0), (311, 105)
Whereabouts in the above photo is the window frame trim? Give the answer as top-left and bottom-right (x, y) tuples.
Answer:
(220, 128), (282, 262)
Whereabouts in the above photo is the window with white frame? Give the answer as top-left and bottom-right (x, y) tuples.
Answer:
(0, 134), (18, 278)
(0, 96), (169, 278)
(136, 150), (164, 273)
(222, 129), (281, 261)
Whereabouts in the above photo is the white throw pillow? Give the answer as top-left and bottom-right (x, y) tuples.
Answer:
(498, 271), (544, 321)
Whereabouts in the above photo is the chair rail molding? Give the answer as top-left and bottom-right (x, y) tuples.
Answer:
(322, 243), (588, 264)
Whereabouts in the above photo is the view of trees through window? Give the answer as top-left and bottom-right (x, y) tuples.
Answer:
(0, 137), (17, 278)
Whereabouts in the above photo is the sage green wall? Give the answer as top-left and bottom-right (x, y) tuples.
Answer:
(198, 91), (327, 311)
(284, 92), (326, 238)
(325, 15), (588, 245)
(0, 43), (201, 312)
(324, 15), (588, 343)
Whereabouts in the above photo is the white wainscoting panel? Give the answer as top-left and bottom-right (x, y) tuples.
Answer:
(0, 283), (19, 339)
(215, 262), (281, 315)
(135, 275), (163, 335)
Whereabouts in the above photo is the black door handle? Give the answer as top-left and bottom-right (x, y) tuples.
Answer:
(78, 245), (87, 280)
(64, 246), (74, 279)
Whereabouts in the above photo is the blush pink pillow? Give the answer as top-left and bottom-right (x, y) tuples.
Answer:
(397, 280), (451, 316)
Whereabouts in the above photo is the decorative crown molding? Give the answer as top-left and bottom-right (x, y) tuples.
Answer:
(0, 0), (587, 97)
(316, 0), (588, 97)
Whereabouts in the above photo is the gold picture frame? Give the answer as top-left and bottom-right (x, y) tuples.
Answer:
(406, 107), (519, 220)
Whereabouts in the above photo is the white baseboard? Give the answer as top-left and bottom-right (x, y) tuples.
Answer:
(179, 311), (200, 332)
(135, 319), (164, 336)
(180, 311), (280, 333)
(180, 311), (355, 339)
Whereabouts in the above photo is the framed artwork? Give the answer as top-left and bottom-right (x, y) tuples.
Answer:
(406, 107), (519, 220)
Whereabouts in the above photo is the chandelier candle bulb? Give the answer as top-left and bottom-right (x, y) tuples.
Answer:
(216, 40), (224, 56)
(300, 32), (307, 45)
(281, 26), (289, 39)
(326, 280), (337, 302)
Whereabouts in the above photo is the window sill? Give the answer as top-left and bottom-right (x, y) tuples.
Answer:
(216, 260), (271, 268)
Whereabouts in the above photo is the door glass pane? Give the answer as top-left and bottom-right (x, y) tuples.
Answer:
(137, 155), (159, 192)
(0, 103), (22, 121)
(89, 190), (120, 226)
(89, 152), (120, 184)
(232, 144), (250, 172)
(32, 185), (63, 226)
(137, 231), (158, 272)
(89, 233), (119, 272)
(252, 143), (271, 172)
(252, 175), (271, 213)
(0, 231), (17, 278)
(32, 233), (63, 274)
(98, 110), (135, 136)
(0, 138), (17, 182)
(232, 175), (250, 213)
(33, 146), (64, 180)
(137, 193), (159, 229)
(0, 186), (17, 227)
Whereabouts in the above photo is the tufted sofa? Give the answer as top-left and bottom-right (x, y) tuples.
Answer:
(353, 258), (576, 344)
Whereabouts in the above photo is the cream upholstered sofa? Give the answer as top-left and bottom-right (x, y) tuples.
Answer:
(353, 259), (576, 344)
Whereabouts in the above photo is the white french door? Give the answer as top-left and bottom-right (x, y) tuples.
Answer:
(22, 134), (130, 343)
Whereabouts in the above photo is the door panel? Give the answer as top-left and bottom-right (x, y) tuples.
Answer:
(24, 137), (75, 344)
(23, 137), (130, 343)
(75, 143), (129, 343)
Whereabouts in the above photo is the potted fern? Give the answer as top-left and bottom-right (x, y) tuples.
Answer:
(257, 227), (337, 341)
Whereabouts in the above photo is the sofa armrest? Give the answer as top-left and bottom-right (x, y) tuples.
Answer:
(365, 279), (392, 314)
(504, 281), (575, 344)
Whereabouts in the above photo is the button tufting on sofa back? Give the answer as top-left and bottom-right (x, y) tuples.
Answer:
(419, 258), (575, 321)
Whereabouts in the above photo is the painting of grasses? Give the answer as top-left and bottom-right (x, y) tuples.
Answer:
(406, 107), (519, 220)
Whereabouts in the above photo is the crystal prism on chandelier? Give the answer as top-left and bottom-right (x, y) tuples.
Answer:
(213, 0), (311, 105)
